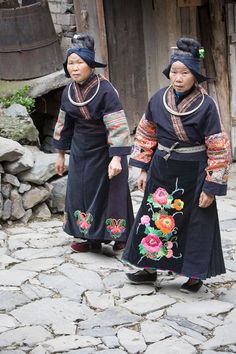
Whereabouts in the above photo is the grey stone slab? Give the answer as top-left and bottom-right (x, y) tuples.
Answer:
(70, 253), (124, 270)
(218, 283), (236, 305)
(0, 255), (21, 268)
(10, 298), (94, 326)
(121, 294), (176, 315)
(103, 272), (127, 289)
(117, 327), (146, 354)
(0, 269), (37, 286)
(0, 314), (18, 333)
(0, 325), (52, 347)
(52, 322), (77, 335)
(58, 263), (104, 292)
(102, 336), (120, 348)
(9, 232), (49, 241)
(12, 257), (63, 272)
(0, 351), (26, 354)
(160, 319), (207, 343)
(28, 235), (69, 248)
(85, 291), (114, 310)
(225, 308), (236, 323)
(98, 351), (126, 354)
(116, 283), (155, 300)
(0, 289), (30, 311)
(79, 327), (115, 337)
(141, 320), (173, 343)
(30, 345), (49, 354)
(21, 283), (54, 300)
(79, 307), (141, 330)
(0, 230), (7, 240)
(66, 350), (95, 354)
(165, 316), (209, 335)
(145, 336), (197, 354)
(13, 247), (66, 260)
(42, 335), (101, 353)
(38, 274), (84, 301)
(200, 323), (236, 349)
(167, 300), (234, 317)
(30, 220), (63, 229)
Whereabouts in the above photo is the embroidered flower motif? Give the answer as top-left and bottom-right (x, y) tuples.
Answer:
(138, 178), (184, 263)
(141, 234), (163, 253)
(173, 199), (184, 211)
(155, 215), (175, 234)
(152, 187), (169, 205)
(106, 218), (126, 239)
(74, 210), (93, 235)
(140, 215), (151, 225)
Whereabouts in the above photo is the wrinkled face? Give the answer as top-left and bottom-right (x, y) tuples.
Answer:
(67, 53), (92, 82)
(169, 61), (195, 93)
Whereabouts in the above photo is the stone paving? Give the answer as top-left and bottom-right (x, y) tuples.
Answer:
(0, 164), (236, 354)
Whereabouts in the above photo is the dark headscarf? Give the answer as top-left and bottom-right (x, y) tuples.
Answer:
(63, 47), (106, 78)
(163, 38), (210, 83)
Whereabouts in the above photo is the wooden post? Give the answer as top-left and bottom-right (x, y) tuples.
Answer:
(208, 0), (231, 138)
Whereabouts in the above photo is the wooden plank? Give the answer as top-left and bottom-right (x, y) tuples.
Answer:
(104, 0), (148, 131)
(95, 0), (109, 78)
(230, 33), (236, 43)
(178, 0), (207, 7)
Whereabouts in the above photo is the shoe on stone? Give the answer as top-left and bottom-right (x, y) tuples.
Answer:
(113, 241), (126, 251)
(70, 241), (90, 252)
(126, 270), (157, 284)
(180, 279), (203, 293)
(90, 241), (102, 253)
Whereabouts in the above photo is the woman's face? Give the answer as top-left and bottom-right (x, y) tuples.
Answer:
(67, 53), (92, 82)
(169, 61), (195, 93)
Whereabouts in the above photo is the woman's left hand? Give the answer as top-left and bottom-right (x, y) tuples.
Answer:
(108, 156), (122, 179)
(199, 191), (215, 208)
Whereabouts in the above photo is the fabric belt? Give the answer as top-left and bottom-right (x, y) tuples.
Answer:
(158, 142), (206, 160)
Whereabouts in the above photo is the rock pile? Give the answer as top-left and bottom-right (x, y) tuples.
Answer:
(0, 137), (69, 224)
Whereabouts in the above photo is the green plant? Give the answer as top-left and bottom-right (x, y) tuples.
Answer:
(0, 85), (35, 113)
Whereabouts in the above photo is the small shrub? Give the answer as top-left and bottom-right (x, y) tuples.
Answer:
(0, 85), (35, 113)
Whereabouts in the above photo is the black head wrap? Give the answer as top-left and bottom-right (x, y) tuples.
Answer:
(163, 37), (210, 83)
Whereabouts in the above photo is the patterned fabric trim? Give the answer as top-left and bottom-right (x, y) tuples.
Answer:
(53, 109), (66, 140)
(205, 131), (232, 185)
(167, 86), (205, 142)
(106, 218), (126, 239)
(103, 110), (131, 148)
(72, 74), (105, 119)
(130, 115), (157, 164)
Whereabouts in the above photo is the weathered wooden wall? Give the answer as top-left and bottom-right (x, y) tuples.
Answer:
(103, 0), (148, 133)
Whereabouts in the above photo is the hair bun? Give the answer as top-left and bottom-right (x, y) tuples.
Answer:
(176, 37), (201, 58)
(71, 33), (95, 51)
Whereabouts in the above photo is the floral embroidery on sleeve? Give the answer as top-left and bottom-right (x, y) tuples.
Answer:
(103, 110), (131, 148)
(130, 115), (157, 164)
(137, 179), (184, 263)
(74, 210), (93, 235)
(53, 109), (66, 140)
(106, 218), (126, 239)
(205, 131), (232, 185)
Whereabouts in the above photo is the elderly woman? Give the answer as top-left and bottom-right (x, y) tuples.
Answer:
(123, 37), (231, 292)
(53, 33), (133, 253)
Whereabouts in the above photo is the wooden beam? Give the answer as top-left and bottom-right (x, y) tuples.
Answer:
(95, 0), (109, 78)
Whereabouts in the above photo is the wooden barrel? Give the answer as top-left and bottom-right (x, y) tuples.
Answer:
(0, 0), (63, 80)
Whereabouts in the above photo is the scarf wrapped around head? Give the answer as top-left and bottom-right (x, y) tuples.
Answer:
(63, 47), (107, 78)
(163, 37), (210, 83)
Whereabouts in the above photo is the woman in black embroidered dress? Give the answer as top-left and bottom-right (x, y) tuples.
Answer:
(53, 34), (133, 252)
(123, 38), (231, 292)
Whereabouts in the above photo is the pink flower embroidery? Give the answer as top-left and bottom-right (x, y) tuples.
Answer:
(166, 249), (173, 258)
(166, 241), (173, 249)
(152, 187), (169, 205)
(140, 215), (151, 225)
(141, 234), (163, 253)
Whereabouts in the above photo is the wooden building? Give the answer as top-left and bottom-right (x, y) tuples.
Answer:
(74, 0), (236, 155)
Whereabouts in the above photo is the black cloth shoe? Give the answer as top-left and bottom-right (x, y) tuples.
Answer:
(126, 270), (157, 284)
(180, 279), (203, 293)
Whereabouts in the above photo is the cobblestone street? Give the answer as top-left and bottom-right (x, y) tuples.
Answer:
(0, 164), (236, 354)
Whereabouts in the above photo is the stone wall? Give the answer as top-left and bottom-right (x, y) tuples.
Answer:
(48, 0), (76, 34)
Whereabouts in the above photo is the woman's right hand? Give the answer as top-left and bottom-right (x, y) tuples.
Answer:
(138, 169), (148, 192)
(55, 152), (65, 176)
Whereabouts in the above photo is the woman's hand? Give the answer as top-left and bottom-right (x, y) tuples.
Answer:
(199, 191), (214, 208)
(55, 152), (65, 176)
(138, 169), (148, 192)
(108, 156), (122, 179)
